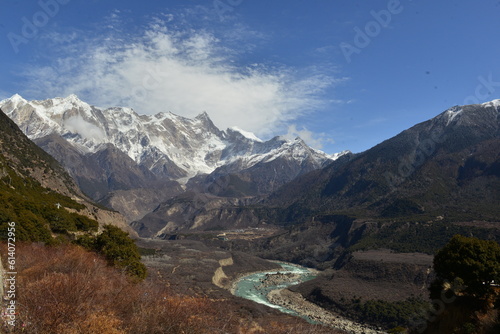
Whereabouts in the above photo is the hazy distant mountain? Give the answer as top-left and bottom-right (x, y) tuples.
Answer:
(0, 94), (344, 222)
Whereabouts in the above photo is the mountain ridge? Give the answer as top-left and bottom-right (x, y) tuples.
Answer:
(135, 99), (500, 236)
(0, 94), (345, 222)
(264, 99), (500, 222)
(0, 94), (339, 181)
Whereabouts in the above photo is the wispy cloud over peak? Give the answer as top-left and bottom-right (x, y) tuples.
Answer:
(20, 14), (339, 140)
(284, 124), (335, 150)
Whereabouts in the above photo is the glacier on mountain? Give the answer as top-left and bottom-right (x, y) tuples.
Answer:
(0, 94), (343, 182)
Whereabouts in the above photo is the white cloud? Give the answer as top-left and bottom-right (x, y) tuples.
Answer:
(21, 17), (340, 140)
(64, 115), (106, 142)
(284, 124), (335, 150)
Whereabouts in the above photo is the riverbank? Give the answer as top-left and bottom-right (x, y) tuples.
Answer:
(227, 260), (295, 293)
(229, 268), (280, 294)
(230, 261), (386, 333)
(268, 288), (385, 334)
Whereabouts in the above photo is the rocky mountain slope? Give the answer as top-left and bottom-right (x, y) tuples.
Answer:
(148, 100), (500, 264)
(264, 100), (500, 222)
(0, 94), (343, 222)
(0, 107), (133, 239)
(214, 100), (500, 276)
(133, 100), (500, 237)
(206, 100), (499, 331)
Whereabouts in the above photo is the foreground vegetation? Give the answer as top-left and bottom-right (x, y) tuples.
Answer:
(0, 161), (98, 244)
(0, 148), (146, 280)
(349, 221), (500, 254)
(0, 243), (338, 334)
(420, 235), (500, 334)
(348, 297), (431, 330)
(324, 235), (500, 332)
(76, 225), (147, 280)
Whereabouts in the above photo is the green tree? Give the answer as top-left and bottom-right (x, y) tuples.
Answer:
(78, 225), (147, 280)
(431, 235), (500, 299)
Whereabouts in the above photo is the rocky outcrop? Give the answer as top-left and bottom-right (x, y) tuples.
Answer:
(258, 272), (303, 288)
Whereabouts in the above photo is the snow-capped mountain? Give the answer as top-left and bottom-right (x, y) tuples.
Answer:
(0, 94), (347, 222)
(1, 94), (339, 181)
(265, 99), (500, 219)
(130, 99), (500, 236)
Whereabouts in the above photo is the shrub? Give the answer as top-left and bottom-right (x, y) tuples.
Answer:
(76, 225), (147, 280)
(431, 235), (500, 299)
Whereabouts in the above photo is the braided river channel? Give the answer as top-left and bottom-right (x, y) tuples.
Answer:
(233, 262), (318, 322)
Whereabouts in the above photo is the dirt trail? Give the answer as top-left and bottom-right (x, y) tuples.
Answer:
(212, 257), (234, 289)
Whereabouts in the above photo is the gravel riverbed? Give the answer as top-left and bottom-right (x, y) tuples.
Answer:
(233, 264), (386, 333)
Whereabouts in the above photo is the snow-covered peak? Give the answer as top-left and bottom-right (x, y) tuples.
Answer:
(1, 94), (341, 182)
(440, 98), (500, 127)
(482, 99), (500, 108)
(268, 136), (331, 164)
(444, 106), (463, 125)
(228, 126), (263, 142)
(330, 150), (351, 160)
(291, 136), (307, 146)
(38, 94), (83, 106)
(195, 111), (211, 120)
(45, 95), (94, 116)
(2, 93), (26, 105)
(62, 93), (81, 103)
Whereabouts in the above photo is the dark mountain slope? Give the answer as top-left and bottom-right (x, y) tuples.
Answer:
(34, 133), (185, 222)
(0, 110), (79, 198)
(266, 101), (500, 223)
(134, 101), (500, 238)
(34, 133), (162, 200)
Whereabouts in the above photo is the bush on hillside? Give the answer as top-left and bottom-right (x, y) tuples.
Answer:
(76, 225), (147, 280)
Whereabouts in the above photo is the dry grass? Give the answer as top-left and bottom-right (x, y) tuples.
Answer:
(1, 243), (339, 334)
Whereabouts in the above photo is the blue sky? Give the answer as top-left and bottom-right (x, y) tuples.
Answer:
(1, 0), (499, 154)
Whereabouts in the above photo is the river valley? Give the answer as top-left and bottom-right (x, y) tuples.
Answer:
(233, 262), (385, 334)
(233, 262), (317, 317)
